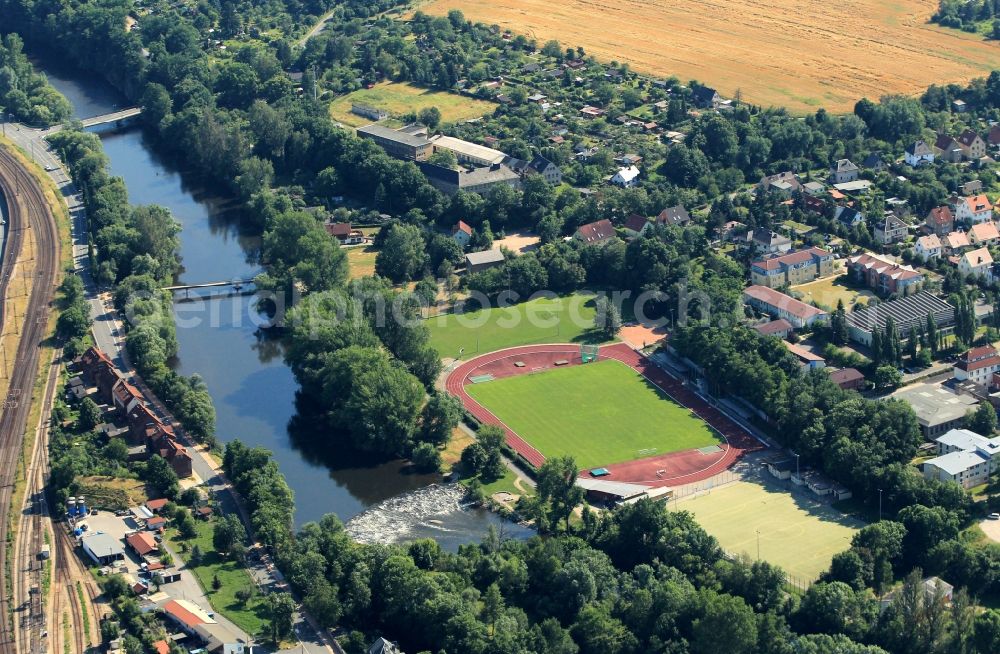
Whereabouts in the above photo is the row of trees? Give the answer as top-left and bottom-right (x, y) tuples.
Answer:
(0, 33), (71, 125)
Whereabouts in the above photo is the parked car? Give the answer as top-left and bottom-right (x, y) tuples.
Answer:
(988, 513), (1000, 520)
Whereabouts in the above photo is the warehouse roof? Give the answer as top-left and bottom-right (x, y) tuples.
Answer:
(846, 292), (954, 336)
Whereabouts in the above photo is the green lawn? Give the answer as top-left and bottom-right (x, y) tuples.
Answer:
(329, 81), (497, 127)
(165, 520), (268, 637)
(427, 293), (605, 359)
(679, 478), (864, 582)
(466, 359), (721, 469)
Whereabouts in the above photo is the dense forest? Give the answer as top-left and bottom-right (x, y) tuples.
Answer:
(0, 32), (70, 124)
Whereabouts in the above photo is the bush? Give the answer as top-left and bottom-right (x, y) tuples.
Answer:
(411, 442), (441, 472)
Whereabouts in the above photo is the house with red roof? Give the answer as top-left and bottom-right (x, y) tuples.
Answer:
(145, 498), (169, 513)
(451, 220), (473, 248)
(623, 214), (650, 237)
(750, 247), (834, 289)
(112, 379), (144, 417)
(925, 206), (955, 236)
(126, 531), (158, 557)
(953, 194), (993, 225)
(969, 221), (1000, 247)
(77, 347), (120, 400)
(753, 319), (793, 339)
(954, 345), (1000, 386)
(846, 253), (923, 295)
(574, 219), (616, 245)
(829, 368), (866, 391)
(743, 286), (828, 329)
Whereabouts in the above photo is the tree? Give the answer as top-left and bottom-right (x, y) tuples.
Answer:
(428, 148), (457, 168)
(266, 593), (296, 643)
(420, 392), (463, 446)
(593, 296), (622, 338)
(189, 544), (204, 567)
(212, 573), (222, 590)
(76, 397), (102, 431)
(411, 442), (441, 472)
(213, 514), (247, 555)
(304, 580), (341, 628)
(974, 610), (1000, 654)
(417, 106), (441, 129)
(375, 223), (428, 283)
(874, 365), (902, 391)
(966, 402), (998, 435)
(143, 455), (179, 499)
(235, 586), (255, 606)
(692, 591), (758, 654)
(534, 456), (585, 531)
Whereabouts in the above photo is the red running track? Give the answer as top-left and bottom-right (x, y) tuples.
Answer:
(444, 343), (764, 485)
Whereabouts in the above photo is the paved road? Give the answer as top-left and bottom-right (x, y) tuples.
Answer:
(6, 123), (336, 654)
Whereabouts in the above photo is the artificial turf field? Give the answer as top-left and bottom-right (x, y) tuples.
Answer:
(678, 478), (864, 581)
(465, 359), (722, 469)
(427, 293), (602, 359)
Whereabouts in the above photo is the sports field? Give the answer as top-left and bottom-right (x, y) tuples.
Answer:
(427, 293), (602, 359)
(466, 359), (722, 469)
(421, 0), (1000, 113)
(679, 478), (864, 581)
(330, 81), (497, 127)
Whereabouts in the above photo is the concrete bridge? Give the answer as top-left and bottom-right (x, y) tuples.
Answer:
(79, 107), (142, 128)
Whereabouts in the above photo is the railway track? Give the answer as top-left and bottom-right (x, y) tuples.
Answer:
(0, 144), (61, 654)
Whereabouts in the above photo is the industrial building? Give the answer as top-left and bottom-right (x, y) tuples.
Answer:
(845, 292), (954, 346)
(430, 134), (507, 166)
(357, 124), (433, 161)
(891, 383), (979, 439)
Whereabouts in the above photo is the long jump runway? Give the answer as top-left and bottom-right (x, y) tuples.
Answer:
(444, 342), (763, 486)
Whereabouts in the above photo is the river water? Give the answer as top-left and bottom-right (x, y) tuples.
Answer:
(37, 59), (532, 549)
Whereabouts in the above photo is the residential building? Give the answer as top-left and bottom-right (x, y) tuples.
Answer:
(954, 345), (1000, 385)
(611, 165), (640, 188)
(802, 181), (826, 196)
(743, 285), (828, 329)
(758, 171), (801, 195)
(957, 129), (987, 160)
(753, 319), (793, 339)
(925, 206), (955, 236)
(451, 220), (472, 248)
(969, 221), (1000, 247)
(893, 383), (978, 438)
(846, 252), (923, 295)
(465, 250), (505, 274)
(357, 124), (433, 161)
(905, 140), (935, 166)
(953, 194), (993, 224)
(575, 219), (616, 245)
(692, 86), (721, 108)
(192, 623), (249, 654)
(935, 134), (964, 162)
(623, 214), (650, 237)
(961, 179), (984, 196)
(943, 230), (971, 253)
(656, 205), (691, 227)
(751, 228), (792, 254)
(914, 234), (942, 261)
(874, 213), (908, 245)
(959, 247), (993, 278)
(829, 159), (859, 184)
(829, 368), (866, 391)
(430, 135), (506, 166)
(369, 638), (405, 654)
(579, 105), (606, 119)
(750, 247), (834, 288)
(417, 161), (522, 195)
(160, 599), (214, 635)
(325, 222), (365, 245)
(862, 152), (886, 172)
(923, 428), (1000, 489)
(521, 155), (561, 184)
(835, 206), (865, 228)
(81, 532), (125, 565)
(845, 291), (955, 347)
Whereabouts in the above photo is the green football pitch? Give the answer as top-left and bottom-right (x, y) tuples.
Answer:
(678, 478), (864, 582)
(466, 359), (722, 469)
(426, 293), (605, 359)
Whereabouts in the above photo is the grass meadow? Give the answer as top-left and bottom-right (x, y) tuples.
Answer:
(426, 293), (606, 359)
(466, 359), (721, 469)
(330, 81), (497, 127)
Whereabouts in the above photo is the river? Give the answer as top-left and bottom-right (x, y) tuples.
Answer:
(37, 58), (532, 549)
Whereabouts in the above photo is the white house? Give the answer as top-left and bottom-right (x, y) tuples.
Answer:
(953, 194), (993, 224)
(958, 247), (993, 278)
(874, 213), (908, 245)
(611, 165), (640, 188)
(923, 428), (1000, 489)
(451, 220), (472, 248)
(829, 159), (859, 184)
(904, 140), (935, 167)
(914, 234), (942, 261)
(953, 345), (1000, 385)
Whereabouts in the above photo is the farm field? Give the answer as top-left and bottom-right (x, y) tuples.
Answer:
(427, 292), (604, 358)
(466, 359), (722, 469)
(420, 0), (1000, 113)
(679, 478), (864, 582)
(330, 81), (497, 127)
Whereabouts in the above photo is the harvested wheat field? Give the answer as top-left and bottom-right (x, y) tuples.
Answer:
(422, 0), (1000, 112)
